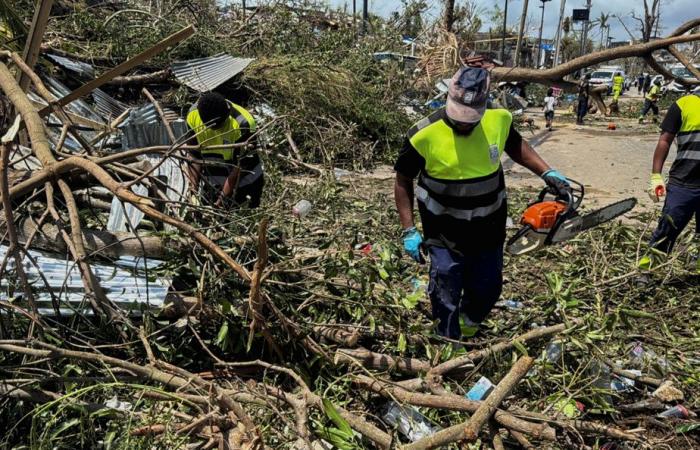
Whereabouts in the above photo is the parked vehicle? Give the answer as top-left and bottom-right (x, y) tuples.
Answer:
(589, 66), (626, 94)
(666, 63), (700, 93)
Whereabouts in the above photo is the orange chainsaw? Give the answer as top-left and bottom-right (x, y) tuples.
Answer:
(506, 180), (637, 255)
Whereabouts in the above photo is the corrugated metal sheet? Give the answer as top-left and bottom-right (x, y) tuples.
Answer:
(172, 53), (254, 92)
(46, 53), (95, 78)
(92, 88), (129, 120)
(107, 183), (148, 232)
(0, 245), (169, 316)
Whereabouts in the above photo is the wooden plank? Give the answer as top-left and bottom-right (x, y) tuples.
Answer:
(38, 25), (195, 117)
(18, 0), (54, 92)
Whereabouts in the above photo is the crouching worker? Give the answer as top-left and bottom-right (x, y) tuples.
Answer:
(394, 67), (573, 341)
(186, 92), (264, 208)
(640, 93), (700, 273)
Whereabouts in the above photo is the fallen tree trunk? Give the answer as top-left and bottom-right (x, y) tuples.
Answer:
(491, 32), (700, 86)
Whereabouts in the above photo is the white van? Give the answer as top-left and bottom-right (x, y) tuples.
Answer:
(589, 66), (626, 94)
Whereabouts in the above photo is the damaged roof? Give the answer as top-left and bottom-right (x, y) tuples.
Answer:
(171, 53), (254, 92)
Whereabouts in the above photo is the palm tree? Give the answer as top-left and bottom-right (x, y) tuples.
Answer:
(591, 12), (611, 49)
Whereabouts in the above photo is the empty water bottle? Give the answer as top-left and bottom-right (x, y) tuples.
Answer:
(292, 200), (312, 218)
(382, 401), (439, 442)
(657, 405), (690, 419)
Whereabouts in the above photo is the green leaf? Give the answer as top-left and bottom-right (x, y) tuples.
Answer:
(322, 399), (353, 436)
(676, 422), (700, 434)
(401, 291), (421, 309)
(50, 418), (80, 438)
(512, 339), (529, 357)
(620, 308), (655, 319)
(215, 321), (230, 350)
(397, 333), (407, 353)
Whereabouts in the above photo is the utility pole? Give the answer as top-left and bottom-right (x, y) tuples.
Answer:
(514, 0), (529, 66)
(580, 0), (592, 56)
(553, 0), (566, 66)
(536, 0), (551, 68)
(362, 0), (368, 35)
(352, 0), (356, 31)
(500, 0), (509, 63)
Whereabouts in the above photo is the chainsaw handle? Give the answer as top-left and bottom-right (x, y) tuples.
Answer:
(536, 179), (584, 216)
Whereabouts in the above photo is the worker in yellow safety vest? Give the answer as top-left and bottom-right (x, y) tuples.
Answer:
(186, 92), (264, 208)
(640, 93), (700, 273)
(612, 72), (625, 103)
(638, 78), (662, 124)
(394, 67), (574, 341)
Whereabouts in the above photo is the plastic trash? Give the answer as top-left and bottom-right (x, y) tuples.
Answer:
(105, 395), (132, 411)
(466, 376), (494, 401)
(657, 405), (690, 419)
(610, 369), (641, 392)
(382, 401), (440, 442)
(333, 168), (352, 178)
(630, 342), (669, 372)
(292, 200), (312, 218)
(545, 340), (563, 363)
(500, 299), (524, 309)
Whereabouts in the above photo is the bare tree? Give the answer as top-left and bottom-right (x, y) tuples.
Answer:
(443, 0), (456, 31)
(631, 0), (660, 42)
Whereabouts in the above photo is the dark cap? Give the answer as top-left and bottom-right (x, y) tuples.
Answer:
(446, 67), (490, 124)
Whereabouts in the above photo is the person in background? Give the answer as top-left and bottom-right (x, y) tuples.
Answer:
(637, 73), (645, 94)
(394, 66), (573, 342)
(639, 93), (700, 273)
(186, 92), (264, 208)
(576, 74), (591, 125)
(638, 77), (662, 124)
(612, 72), (625, 103)
(642, 73), (652, 95)
(543, 87), (557, 130)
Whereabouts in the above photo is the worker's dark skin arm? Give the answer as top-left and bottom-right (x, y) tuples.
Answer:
(652, 131), (676, 173)
(395, 173), (416, 229)
(504, 139), (551, 176)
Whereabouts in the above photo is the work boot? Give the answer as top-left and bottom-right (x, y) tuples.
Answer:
(638, 116), (644, 124)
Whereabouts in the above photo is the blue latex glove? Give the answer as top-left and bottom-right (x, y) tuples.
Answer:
(541, 169), (572, 198)
(402, 226), (423, 262)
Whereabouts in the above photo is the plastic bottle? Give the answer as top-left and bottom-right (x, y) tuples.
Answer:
(382, 401), (440, 442)
(292, 200), (312, 218)
(502, 299), (524, 309)
(657, 405), (690, 419)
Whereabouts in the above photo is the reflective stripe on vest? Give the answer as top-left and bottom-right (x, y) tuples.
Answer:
(416, 185), (506, 220)
(186, 101), (256, 161)
(408, 108), (511, 221)
(674, 95), (700, 161)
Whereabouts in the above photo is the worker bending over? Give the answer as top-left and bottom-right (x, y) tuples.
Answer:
(394, 67), (573, 341)
(641, 93), (700, 272)
(186, 92), (264, 208)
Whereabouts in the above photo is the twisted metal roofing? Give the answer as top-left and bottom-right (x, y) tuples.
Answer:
(171, 53), (254, 92)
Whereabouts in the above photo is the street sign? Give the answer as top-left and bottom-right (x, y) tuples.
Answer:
(572, 9), (590, 21)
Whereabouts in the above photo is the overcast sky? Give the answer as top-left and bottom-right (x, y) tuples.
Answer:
(321, 0), (695, 44)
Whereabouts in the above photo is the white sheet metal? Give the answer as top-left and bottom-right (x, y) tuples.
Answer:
(0, 246), (169, 316)
(172, 53), (254, 92)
